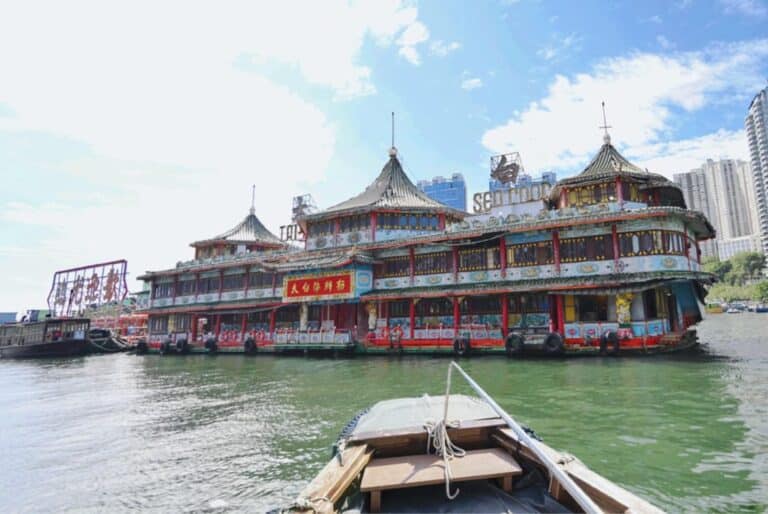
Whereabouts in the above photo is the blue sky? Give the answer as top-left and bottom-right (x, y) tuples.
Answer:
(1, 0), (767, 312)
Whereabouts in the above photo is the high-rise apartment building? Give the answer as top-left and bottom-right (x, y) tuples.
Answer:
(417, 173), (467, 211)
(674, 159), (760, 259)
(745, 86), (768, 255)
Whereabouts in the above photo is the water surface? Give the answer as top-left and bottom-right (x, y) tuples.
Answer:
(0, 314), (766, 512)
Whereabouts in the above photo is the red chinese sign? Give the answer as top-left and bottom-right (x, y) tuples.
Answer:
(283, 272), (354, 302)
(47, 260), (129, 316)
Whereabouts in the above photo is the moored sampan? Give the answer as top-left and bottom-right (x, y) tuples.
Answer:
(282, 363), (664, 514)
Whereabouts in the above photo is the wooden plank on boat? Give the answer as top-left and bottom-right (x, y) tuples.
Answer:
(493, 428), (664, 514)
(360, 448), (522, 492)
(291, 443), (373, 513)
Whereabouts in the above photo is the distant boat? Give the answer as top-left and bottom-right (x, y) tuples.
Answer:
(0, 318), (90, 359)
(287, 362), (662, 514)
(705, 303), (724, 314)
(725, 307), (742, 314)
(754, 304), (768, 313)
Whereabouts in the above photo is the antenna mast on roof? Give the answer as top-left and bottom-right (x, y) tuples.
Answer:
(389, 112), (397, 157)
(250, 184), (255, 215)
(599, 101), (612, 145)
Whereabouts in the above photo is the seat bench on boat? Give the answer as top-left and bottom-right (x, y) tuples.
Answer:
(360, 448), (523, 512)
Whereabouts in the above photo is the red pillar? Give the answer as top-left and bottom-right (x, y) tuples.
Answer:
(556, 295), (565, 336)
(269, 308), (276, 335)
(191, 314), (198, 342)
(611, 224), (620, 271)
(409, 299), (415, 339)
(501, 294), (508, 338)
(240, 312), (247, 341)
(438, 213), (446, 230)
(214, 314), (221, 339)
(552, 230), (561, 274)
(499, 237), (507, 278)
(453, 297), (460, 337)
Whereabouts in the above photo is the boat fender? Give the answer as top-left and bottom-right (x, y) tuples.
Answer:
(543, 333), (564, 355)
(176, 338), (190, 354)
(505, 334), (525, 357)
(453, 337), (470, 356)
(600, 331), (620, 355)
(160, 339), (173, 355)
(244, 337), (256, 354)
(204, 338), (218, 353)
(135, 340), (149, 355)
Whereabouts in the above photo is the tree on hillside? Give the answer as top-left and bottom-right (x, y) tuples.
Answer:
(729, 252), (766, 285)
(757, 281), (768, 303)
(703, 257), (732, 283)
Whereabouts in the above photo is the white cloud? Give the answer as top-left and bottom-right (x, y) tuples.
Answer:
(397, 21), (430, 65)
(430, 40), (461, 57)
(644, 15), (663, 23)
(482, 39), (768, 176)
(720, 0), (767, 16)
(461, 78), (484, 90)
(657, 35), (675, 49)
(630, 129), (749, 178)
(537, 33), (582, 61)
(0, 0), (434, 310)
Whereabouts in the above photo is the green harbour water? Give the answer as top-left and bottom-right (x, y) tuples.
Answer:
(1, 314), (766, 513)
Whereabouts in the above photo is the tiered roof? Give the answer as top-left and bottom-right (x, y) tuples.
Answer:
(300, 148), (465, 223)
(191, 209), (286, 249)
(553, 134), (682, 199)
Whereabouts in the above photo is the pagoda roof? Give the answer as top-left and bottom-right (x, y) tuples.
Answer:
(301, 149), (465, 223)
(554, 136), (673, 191)
(192, 210), (286, 248)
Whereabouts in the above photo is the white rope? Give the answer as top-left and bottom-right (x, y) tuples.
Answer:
(422, 365), (466, 500)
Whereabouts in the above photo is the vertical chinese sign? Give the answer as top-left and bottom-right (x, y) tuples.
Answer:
(47, 260), (129, 316)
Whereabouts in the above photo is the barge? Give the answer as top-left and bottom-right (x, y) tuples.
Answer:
(138, 131), (714, 357)
(0, 318), (90, 359)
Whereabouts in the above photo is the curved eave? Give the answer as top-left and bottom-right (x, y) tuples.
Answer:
(190, 238), (287, 249)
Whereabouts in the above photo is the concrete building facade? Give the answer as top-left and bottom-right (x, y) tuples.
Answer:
(746, 86), (768, 255)
(417, 173), (467, 211)
(674, 158), (761, 260)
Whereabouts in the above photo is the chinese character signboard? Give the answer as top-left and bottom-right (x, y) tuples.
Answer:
(47, 260), (129, 316)
(283, 272), (355, 303)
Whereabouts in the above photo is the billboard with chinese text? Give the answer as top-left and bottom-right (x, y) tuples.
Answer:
(47, 260), (129, 317)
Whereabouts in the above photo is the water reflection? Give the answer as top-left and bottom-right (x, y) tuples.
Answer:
(0, 315), (765, 512)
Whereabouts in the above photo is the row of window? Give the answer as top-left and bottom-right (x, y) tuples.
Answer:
(152, 272), (286, 299)
(373, 230), (692, 279)
(307, 213), (444, 237)
(618, 230), (688, 258)
(378, 213), (441, 231)
(396, 294), (551, 317)
(560, 235), (614, 263)
(563, 289), (668, 323)
(565, 182), (641, 207)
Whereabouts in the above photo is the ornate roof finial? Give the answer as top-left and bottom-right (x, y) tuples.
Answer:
(389, 111), (397, 157)
(250, 184), (256, 215)
(600, 101), (612, 145)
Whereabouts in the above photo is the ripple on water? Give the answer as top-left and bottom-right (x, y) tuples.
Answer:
(0, 315), (767, 512)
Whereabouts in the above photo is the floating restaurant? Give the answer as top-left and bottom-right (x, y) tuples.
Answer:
(138, 129), (715, 356)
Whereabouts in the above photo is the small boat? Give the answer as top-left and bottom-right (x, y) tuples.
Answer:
(0, 318), (90, 359)
(725, 307), (742, 314)
(87, 328), (132, 353)
(286, 363), (662, 513)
